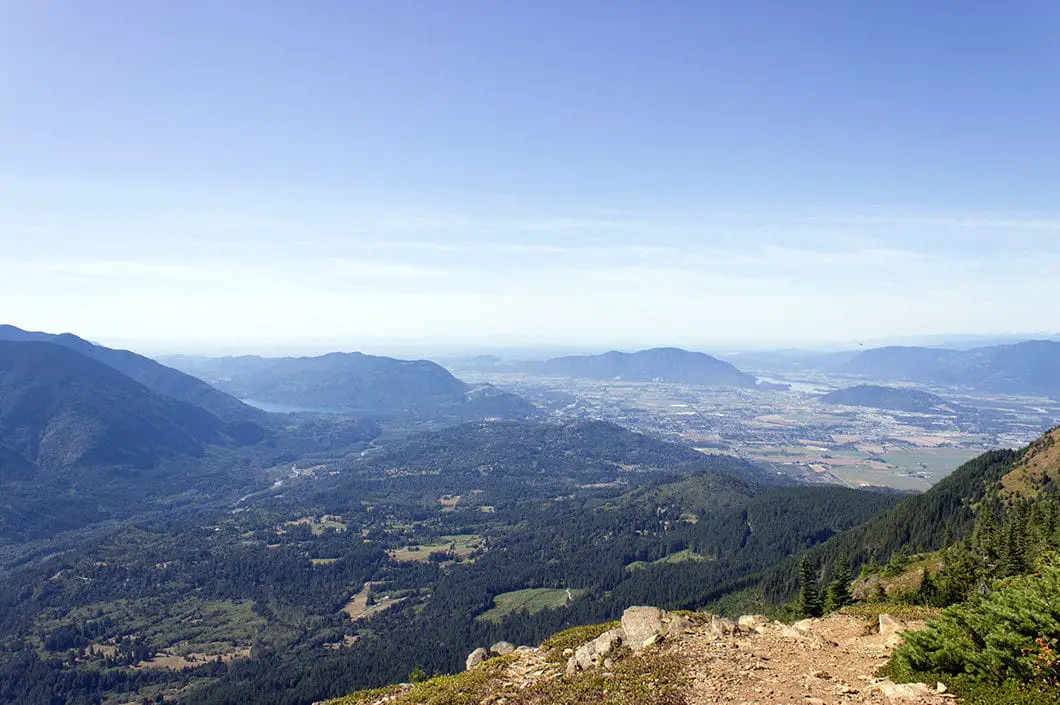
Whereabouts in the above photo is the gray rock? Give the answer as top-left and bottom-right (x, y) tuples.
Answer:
(737, 614), (769, 631)
(490, 641), (516, 655)
(565, 656), (579, 677)
(664, 613), (693, 636)
(465, 647), (492, 670)
(621, 606), (664, 651)
(569, 627), (624, 673)
(707, 615), (737, 639)
(593, 627), (624, 656)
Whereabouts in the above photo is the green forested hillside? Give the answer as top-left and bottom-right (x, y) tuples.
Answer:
(0, 325), (267, 424)
(740, 446), (1020, 607)
(818, 384), (950, 413)
(0, 341), (229, 468)
(0, 417), (900, 705)
(0, 341), (277, 543)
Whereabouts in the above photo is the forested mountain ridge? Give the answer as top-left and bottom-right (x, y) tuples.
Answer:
(0, 341), (234, 470)
(740, 446), (1020, 608)
(350, 419), (770, 484)
(842, 340), (1060, 396)
(524, 347), (759, 387)
(292, 420), (782, 515)
(0, 340), (280, 544)
(164, 352), (539, 420)
(0, 324), (267, 424)
(732, 425), (1060, 613)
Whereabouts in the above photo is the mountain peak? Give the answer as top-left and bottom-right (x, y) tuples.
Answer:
(531, 347), (758, 387)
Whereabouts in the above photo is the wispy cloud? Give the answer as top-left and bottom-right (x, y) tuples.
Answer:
(3, 202), (1059, 349)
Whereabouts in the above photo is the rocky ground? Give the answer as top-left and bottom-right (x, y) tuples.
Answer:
(330, 607), (955, 705)
(676, 612), (952, 705)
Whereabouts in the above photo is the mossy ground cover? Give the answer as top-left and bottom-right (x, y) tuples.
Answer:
(327, 654), (518, 705)
(509, 650), (688, 705)
(539, 621), (621, 663)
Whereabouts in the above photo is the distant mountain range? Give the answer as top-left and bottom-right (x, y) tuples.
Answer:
(818, 384), (951, 414)
(522, 347), (760, 387)
(0, 325), (266, 424)
(163, 352), (539, 420)
(841, 340), (1060, 397)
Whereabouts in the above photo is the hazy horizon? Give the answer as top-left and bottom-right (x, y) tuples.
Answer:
(4, 2), (1060, 350)
(5, 325), (1055, 361)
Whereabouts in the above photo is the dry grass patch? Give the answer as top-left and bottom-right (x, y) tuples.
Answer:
(1001, 426), (1060, 498)
(841, 602), (941, 621)
(342, 584), (403, 622)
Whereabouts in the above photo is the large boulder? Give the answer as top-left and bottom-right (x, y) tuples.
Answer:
(466, 647), (492, 670)
(621, 606), (665, 651)
(737, 614), (769, 632)
(665, 612), (694, 637)
(490, 641), (516, 655)
(879, 613), (909, 647)
(567, 607), (701, 675)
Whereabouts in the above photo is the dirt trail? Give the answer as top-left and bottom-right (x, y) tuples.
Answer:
(675, 614), (952, 705)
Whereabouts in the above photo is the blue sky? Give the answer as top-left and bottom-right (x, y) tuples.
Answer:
(2, 1), (1059, 353)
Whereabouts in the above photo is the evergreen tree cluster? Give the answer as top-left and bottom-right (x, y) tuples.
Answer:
(917, 492), (1060, 608)
(796, 555), (851, 618)
(890, 552), (1060, 692)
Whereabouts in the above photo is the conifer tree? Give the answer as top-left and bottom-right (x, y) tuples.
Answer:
(826, 556), (852, 612)
(798, 555), (823, 618)
(890, 553), (1060, 686)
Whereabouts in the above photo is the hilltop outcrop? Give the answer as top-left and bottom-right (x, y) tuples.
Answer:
(331, 607), (953, 705)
